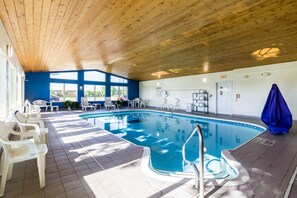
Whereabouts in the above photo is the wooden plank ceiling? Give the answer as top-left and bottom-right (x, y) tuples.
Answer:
(0, 0), (297, 81)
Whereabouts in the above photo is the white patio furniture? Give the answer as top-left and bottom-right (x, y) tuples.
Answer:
(168, 98), (179, 111)
(0, 121), (47, 197)
(92, 103), (102, 109)
(50, 101), (59, 112)
(139, 99), (146, 108)
(3, 110), (17, 130)
(157, 98), (167, 110)
(24, 100), (41, 118)
(33, 100), (51, 111)
(81, 97), (95, 111)
(133, 98), (141, 108)
(128, 100), (134, 107)
(104, 97), (116, 110)
(13, 110), (48, 144)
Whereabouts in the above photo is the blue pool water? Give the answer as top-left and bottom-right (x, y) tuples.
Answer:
(81, 110), (265, 177)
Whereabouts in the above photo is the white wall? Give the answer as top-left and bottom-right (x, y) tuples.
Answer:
(0, 19), (24, 119)
(139, 61), (297, 119)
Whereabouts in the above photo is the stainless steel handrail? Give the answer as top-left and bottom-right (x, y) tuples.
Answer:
(182, 125), (204, 198)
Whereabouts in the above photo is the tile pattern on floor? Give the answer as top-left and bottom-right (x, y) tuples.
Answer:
(1, 108), (297, 198)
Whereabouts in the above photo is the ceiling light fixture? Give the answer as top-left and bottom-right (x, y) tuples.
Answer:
(203, 61), (209, 72)
(251, 47), (280, 60)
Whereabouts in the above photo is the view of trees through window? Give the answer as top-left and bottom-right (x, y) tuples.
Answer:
(84, 85), (105, 101)
(110, 86), (128, 101)
(50, 83), (77, 102)
(49, 71), (130, 102)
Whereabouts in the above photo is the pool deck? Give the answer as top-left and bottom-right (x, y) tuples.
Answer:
(2, 107), (297, 198)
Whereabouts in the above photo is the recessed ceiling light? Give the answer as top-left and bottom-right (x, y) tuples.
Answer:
(251, 48), (280, 60)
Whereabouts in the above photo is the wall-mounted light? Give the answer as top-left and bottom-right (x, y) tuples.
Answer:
(261, 72), (271, 77)
(79, 86), (83, 90)
(202, 77), (208, 83)
(6, 45), (13, 58)
(156, 82), (161, 89)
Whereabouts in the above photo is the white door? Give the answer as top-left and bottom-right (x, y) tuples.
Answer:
(216, 81), (232, 115)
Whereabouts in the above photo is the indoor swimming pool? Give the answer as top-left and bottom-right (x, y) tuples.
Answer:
(81, 110), (265, 179)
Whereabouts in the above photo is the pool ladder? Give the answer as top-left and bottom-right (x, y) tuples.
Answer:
(182, 125), (204, 198)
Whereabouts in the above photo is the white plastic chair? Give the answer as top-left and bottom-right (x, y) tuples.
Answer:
(13, 110), (48, 144)
(33, 100), (51, 111)
(0, 121), (48, 197)
(168, 98), (179, 111)
(4, 110), (17, 130)
(81, 97), (95, 111)
(49, 101), (59, 112)
(128, 100), (134, 108)
(139, 99), (147, 108)
(104, 97), (116, 110)
(157, 98), (167, 110)
(24, 100), (41, 119)
(133, 98), (141, 108)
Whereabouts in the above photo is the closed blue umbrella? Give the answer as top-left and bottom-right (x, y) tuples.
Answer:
(261, 84), (292, 134)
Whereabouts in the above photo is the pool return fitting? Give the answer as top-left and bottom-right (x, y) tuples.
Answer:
(182, 125), (205, 198)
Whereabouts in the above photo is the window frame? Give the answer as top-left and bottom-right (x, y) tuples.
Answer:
(110, 75), (128, 83)
(50, 72), (78, 80)
(84, 84), (106, 101)
(50, 82), (78, 102)
(110, 86), (128, 101)
(84, 71), (106, 82)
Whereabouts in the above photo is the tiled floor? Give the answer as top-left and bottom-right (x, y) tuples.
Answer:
(2, 108), (297, 198)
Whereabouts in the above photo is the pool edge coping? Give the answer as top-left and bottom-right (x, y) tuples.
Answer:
(79, 109), (266, 186)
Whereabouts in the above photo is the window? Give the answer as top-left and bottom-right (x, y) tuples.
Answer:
(84, 71), (105, 82)
(50, 72), (78, 80)
(110, 75), (128, 83)
(50, 83), (77, 102)
(84, 85), (105, 101)
(110, 86), (128, 101)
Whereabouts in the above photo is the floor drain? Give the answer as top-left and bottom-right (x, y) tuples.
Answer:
(252, 137), (275, 146)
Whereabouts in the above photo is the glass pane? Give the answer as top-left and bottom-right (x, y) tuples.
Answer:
(65, 83), (77, 101)
(84, 71), (105, 82)
(50, 72), (78, 80)
(110, 75), (128, 83)
(110, 86), (119, 101)
(110, 86), (128, 101)
(95, 85), (105, 101)
(50, 83), (64, 101)
(84, 85), (95, 101)
(121, 86), (128, 100)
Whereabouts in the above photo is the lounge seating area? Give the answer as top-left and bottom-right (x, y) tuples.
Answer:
(32, 100), (59, 112)
(104, 97), (116, 110)
(81, 97), (95, 111)
(128, 98), (148, 108)
(0, 105), (49, 197)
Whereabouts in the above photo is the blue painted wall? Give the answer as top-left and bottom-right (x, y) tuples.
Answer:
(25, 70), (139, 107)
